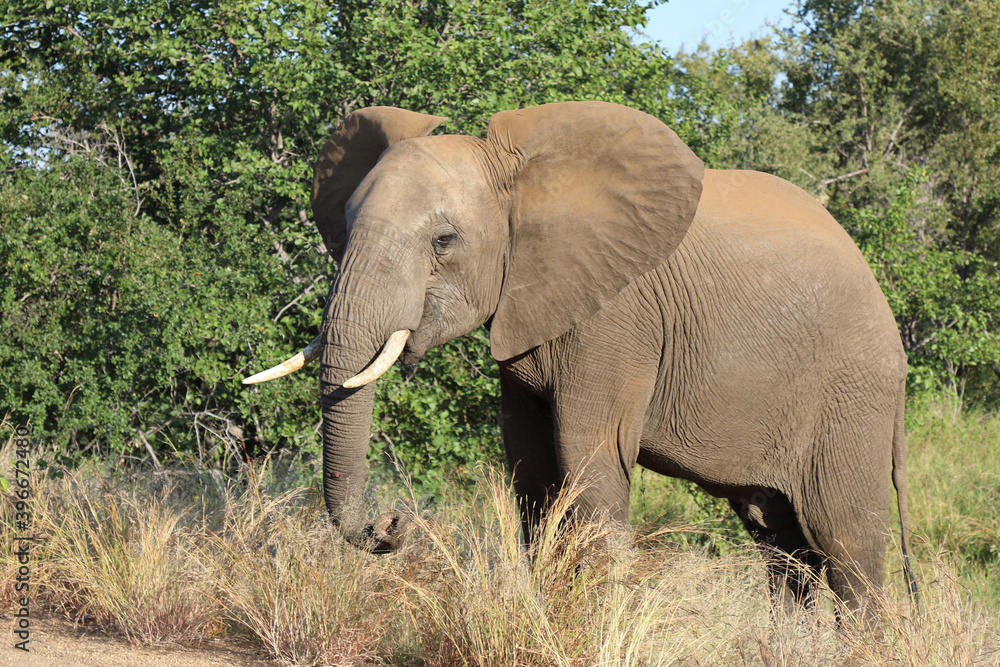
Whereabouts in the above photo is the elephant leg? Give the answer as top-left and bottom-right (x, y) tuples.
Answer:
(500, 374), (559, 546)
(730, 491), (822, 614)
(500, 319), (657, 542)
(549, 380), (653, 528)
(804, 501), (889, 626)
(800, 401), (894, 625)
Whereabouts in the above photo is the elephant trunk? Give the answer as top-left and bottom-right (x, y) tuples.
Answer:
(319, 279), (411, 554)
(320, 381), (405, 553)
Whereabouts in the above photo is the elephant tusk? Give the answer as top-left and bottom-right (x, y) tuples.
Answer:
(343, 329), (410, 388)
(242, 334), (322, 385)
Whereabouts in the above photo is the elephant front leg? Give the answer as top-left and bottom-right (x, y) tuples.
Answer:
(500, 375), (560, 546)
(548, 379), (652, 529)
(550, 422), (638, 528)
(499, 341), (655, 545)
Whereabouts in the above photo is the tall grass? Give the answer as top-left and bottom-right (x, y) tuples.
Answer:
(905, 395), (1000, 604)
(2, 397), (999, 665)
(397, 467), (708, 666)
(5, 465), (222, 644)
(207, 468), (403, 665)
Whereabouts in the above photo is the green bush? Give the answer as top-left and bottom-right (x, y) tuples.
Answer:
(1, 154), (323, 460)
(839, 170), (1000, 398)
(1, 0), (670, 491)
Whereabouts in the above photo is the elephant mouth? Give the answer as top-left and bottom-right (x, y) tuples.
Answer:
(401, 309), (459, 364)
(400, 334), (432, 365)
(342, 329), (410, 388)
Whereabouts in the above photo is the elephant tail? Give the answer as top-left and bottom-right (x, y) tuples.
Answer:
(892, 387), (920, 610)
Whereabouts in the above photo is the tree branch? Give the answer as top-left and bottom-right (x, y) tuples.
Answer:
(820, 168), (868, 186)
(882, 104), (913, 160)
(136, 430), (162, 469)
(273, 273), (326, 323)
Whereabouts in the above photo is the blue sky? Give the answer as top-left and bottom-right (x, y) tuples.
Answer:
(639, 0), (795, 53)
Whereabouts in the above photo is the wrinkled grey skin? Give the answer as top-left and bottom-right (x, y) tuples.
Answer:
(305, 102), (917, 619)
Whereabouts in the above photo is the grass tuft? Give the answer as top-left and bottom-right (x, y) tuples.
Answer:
(204, 464), (401, 666)
(27, 468), (222, 644)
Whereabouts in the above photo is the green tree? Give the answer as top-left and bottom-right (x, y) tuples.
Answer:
(771, 0), (1000, 399)
(840, 170), (1000, 395)
(1, 0), (674, 487)
(668, 38), (830, 188)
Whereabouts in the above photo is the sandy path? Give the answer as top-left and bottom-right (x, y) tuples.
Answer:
(2, 616), (277, 666)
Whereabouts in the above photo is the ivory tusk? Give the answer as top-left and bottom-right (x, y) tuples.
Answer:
(242, 334), (322, 385)
(342, 330), (410, 388)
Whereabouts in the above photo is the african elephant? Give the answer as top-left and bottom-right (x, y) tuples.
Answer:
(244, 101), (917, 617)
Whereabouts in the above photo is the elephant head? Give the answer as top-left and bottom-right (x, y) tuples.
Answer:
(244, 102), (704, 552)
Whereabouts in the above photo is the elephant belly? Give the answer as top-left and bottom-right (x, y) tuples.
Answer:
(638, 409), (815, 497)
(637, 361), (822, 494)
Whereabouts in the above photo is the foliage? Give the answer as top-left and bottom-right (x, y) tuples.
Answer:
(1, 0), (672, 484)
(841, 170), (1000, 394)
(0, 154), (319, 458)
(667, 39), (822, 182)
(631, 468), (749, 554)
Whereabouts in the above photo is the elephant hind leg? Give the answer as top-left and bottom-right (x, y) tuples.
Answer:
(802, 402), (894, 625)
(805, 506), (889, 625)
(729, 491), (823, 614)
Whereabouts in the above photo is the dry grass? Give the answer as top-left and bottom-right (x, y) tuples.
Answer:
(205, 465), (402, 666)
(2, 404), (999, 665)
(397, 467), (697, 666)
(2, 465), (223, 644)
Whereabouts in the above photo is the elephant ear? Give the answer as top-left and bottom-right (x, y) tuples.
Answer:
(487, 101), (705, 361)
(311, 107), (447, 262)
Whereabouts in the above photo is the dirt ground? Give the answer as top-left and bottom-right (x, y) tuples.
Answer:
(1, 615), (277, 666)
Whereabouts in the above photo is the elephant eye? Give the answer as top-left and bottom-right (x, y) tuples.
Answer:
(433, 234), (454, 251)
